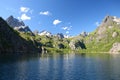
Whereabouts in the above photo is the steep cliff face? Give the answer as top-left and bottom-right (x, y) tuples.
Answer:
(0, 17), (40, 54)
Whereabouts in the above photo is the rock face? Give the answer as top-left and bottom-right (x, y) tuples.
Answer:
(57, 43), (65, 49)
(97, 16), (115, 34)
(97, 16), (120, 35)
(0, 17), (40, 53)
(93, 15), (120, 41)
(109, 42), (120, 53)
(14, 26), (32, 33)
(6, 15), (32, 33)
(112, 32), (118, 38)
(6, 15), (25, 27)
(69, 39), (86, 50)
(80, 31), (89, 37)
(64, 35), (69, 38)
(56, 33), (64, 39)
(38, 30), (52, 37)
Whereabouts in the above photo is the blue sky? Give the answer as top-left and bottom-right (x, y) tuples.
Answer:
(0, 0), (120, 36)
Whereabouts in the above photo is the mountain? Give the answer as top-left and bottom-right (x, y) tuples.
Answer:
(38, 30), (52, 37)
(14, 26), (32, 33)
(0, 17), (40, 54)
(33, 15), (120, 53)
(6, 15), (25, 27)
(6, 15), (32, 33)
(1, 15), (120, 54)
(80, 31), (89, 37)
(82, 15), (120, 53)
(55, 33), (64, 39)
(38, 31), (66, 39)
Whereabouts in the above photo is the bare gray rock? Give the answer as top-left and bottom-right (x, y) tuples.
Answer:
(80, 31), (89, 37)
(112, 32), (118, 38)
(109, 42), (120, 54)
(6, 15), (25, 27)
(69, 39), (86, 50)
(14, 26), (32, 33)
(56, 33), (64, 39)
(6, 15), (32, 33)
(96, 16), (114, 35)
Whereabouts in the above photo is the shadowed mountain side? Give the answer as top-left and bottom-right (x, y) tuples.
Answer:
(0, 17), (41, 54)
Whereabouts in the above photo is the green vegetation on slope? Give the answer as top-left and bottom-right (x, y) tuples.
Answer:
(0, 17), (40, 53)
(1, 15), (120, 54)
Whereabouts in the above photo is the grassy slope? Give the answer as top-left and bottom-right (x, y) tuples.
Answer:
(18, 18), (120, 53)
(78, 23), (120, 53)
(19, 23), (120, 53)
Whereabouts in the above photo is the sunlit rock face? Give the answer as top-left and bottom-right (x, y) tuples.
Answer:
(38, 30), (52, 37)
(69, 39), (86, 50)
(6, 15), (25, 27)
(56, 33), (64, 39)
(6, 15), (32, 33)
(110, 42), (120, 54)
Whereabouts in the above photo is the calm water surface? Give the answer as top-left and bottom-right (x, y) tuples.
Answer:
(0, 53), (120, 80)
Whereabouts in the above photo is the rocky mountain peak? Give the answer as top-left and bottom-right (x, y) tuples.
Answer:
(96, 15), (115, 35)
(80, 31), (89, 37)
(100, 15), (120, 27)
(6, 15), (25, 27)
(56, 33), (64, 39)
(6, 15), (32, 33)
(7, 15), (14, 20)
(38, 30), (52, 37)
(102, 16), (113, 24)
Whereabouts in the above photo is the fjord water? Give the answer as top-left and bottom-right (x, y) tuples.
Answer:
(0, 53), (120, 80)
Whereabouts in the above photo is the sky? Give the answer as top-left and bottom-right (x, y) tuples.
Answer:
(0, 0), (120, 36)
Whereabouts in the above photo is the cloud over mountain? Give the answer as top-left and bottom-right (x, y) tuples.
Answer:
(20, 14), (31, 20)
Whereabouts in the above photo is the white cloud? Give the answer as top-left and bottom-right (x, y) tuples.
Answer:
(53, 19), (62, 25)
(20, 14), (31, 20)
(66, 31), (69, 34)
(62, 27), (68, 30)
(20, 7), (30, 13)
(40, 11), (50, 16)
(95, 21), (100, 26)
(62, 26), (72, 34)
(62, 26), (72, 30)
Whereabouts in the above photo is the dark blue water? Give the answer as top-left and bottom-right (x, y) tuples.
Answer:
(0, 53), (120, 80)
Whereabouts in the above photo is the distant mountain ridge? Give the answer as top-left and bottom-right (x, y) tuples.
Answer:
(1, 15), (120, 54)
